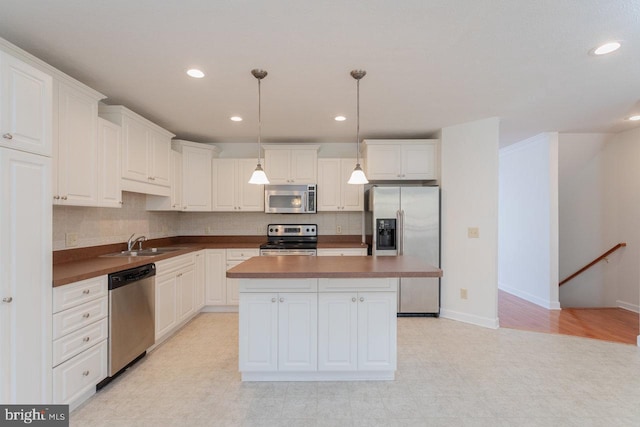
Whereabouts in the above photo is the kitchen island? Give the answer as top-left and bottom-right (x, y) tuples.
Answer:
(227, 255), (442, 381)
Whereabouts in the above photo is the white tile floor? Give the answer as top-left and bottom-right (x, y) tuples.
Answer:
(71, 313), (640, 426)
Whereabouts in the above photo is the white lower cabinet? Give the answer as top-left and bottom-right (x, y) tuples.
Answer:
(317, 248), (367, 256)
(239, 278), (396, 380)
(226, 249), (260, 306)
(52, 275), (108, 408)
(239, 292), (317, 372)
(154, 253), (197, 343)
(205, 249), (258, 308)
(194, 251), (206, 311)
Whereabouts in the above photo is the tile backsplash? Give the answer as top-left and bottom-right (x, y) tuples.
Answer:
(53, 192), (364, 250)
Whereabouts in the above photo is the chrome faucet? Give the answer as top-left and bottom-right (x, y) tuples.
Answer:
(127, 233), (147, 251)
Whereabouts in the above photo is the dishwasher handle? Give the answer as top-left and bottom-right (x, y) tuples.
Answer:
(108, 263), (156, 290)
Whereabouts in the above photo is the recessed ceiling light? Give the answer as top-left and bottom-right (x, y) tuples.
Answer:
(230, 116), (243, 122)
(627, 115), (640, 121)
(334, 116), (346, 121)
(186, 69), (205, 78)
(592, 42), (621, 56)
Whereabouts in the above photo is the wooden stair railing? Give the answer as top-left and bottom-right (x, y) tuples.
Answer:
(559, 243), (627, 286)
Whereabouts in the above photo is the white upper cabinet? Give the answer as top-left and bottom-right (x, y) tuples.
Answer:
(363, 139), (438, 181)
(98, 105), (175, 196)
(0, 51), (52, 157)
(96, 117), (122, 207)
(317, 158), (364, 211)
(173, 140), (218, 211)
(212, 158), (264, 212)
(53, 81), (105, 206)
(264, 145), (319, 184)
(146, 150), (182, 211)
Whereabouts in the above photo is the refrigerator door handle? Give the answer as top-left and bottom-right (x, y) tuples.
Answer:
(397, 209), (404, 255)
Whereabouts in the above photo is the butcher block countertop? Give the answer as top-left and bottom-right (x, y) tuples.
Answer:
(227, 255), (442, 279)
(52, 235), (368, 287)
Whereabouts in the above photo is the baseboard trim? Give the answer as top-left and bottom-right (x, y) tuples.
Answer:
(617, 300), (640, 313)
(499, 282), (561, 310)
(440, 308), (499, 329)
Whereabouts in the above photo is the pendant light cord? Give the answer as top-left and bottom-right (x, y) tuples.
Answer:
(356, 77), (360, 165)
(257, 77), (262, 165)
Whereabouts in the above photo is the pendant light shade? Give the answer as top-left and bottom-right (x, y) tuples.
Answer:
(348, 69), (368, 185)
(249, 69), (269, 185)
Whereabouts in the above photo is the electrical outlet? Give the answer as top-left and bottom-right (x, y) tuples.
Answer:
(467, 227), (480, 239)
(336, 225), (342, 234)
(205, 226), (214, 234)
(65, 232), (78, 247)
(460, 288), (468, 299)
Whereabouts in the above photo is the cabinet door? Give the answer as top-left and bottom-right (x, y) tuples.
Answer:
(193, 252), (205, 311)
(149, 130), (171, 187)
(56, 82), (98, 205)
(97, 117), (122, 207)
(357, 292), (397, 371)
(318, 292), (357, 371)
(155, 273), (177, 341)
(340, 158), (364, 211)
(291, 149), (317, 183)
(0, 52), (52, 157)
(237, 158), (264, 211)
(365, 145), (401, 180)
(121, 116), (149, 182)
(177, 267), (195, 322)
(239, 293), (278, 372)
(264, 149), (291, 184)
(317, 159), (341, 211)
(212, 159), (237, 211)
(278, 293), (317, 371)
(182, 145), (212, 211)
(225, 260), (243, 306)
(0, 148), (52, 403)
(401, 143), (436, 180)
(205, 250), (226, 305)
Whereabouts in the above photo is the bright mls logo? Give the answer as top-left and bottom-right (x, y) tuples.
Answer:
(1, 405), (68, 426)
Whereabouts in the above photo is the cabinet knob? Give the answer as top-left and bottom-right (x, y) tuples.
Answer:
(53, 195), (60, 200)
(119, 201), (123, 205)
(83, 337), (90, 342)
(83, 289), (90, 294)
(352, 297), (356, 302)
(82, 370), (90, 376)
(359, 297), (364, 302)
(61, 196), (68, 200)
(2, 297), (12, 303)
(82, 313), (90, 318)
(3, 133), (13, 140)
(271, 297), (276, 303)
(279, 297), (284, 303)
(397, 174), (401, 178)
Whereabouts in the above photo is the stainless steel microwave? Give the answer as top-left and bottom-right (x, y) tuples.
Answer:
(264, 184), (316, 214)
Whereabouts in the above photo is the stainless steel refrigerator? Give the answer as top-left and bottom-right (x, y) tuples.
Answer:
(366, 186), (440, 316)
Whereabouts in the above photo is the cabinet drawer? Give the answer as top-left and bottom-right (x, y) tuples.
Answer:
(155, 253), (194, 274)
(53, 275), (107, 313)
(53, 340), (108, 404)
(319, 278), (398, 292)
(53, 297), (108, 339)
(227, 248), (259, 260)
(53, 318), (108, 367)
(239, 278), (318, 293)
(317, 249), (367, 256)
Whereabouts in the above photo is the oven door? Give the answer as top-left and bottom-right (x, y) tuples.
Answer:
(260, 249), (317, 256)
(265, 191), (307, 213)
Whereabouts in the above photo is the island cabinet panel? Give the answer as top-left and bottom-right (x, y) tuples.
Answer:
(318, 293), (358, 371)
(357, 292), (397, 371)
(278, 293), (317, 371)
(239, 293), (278, 371)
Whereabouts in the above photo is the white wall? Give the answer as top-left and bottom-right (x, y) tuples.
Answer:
(498, 133), (560, 309)
(603, 127), (640, 313)
(558, 133), (618, 307)
(440, 117), (500, 328)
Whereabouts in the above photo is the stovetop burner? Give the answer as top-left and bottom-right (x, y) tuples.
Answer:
(260, 224), (318, 250)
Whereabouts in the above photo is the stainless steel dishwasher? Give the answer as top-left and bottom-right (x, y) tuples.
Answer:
(98, 263), (155, 389)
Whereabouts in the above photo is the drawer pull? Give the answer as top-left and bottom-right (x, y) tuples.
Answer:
(271, 298), (276, 303)
(279, 297), (284, 303)
(82, 370), (90, 376)
(352, 297), (356, 302)
(3, 133), (13, 140)
(82, 313), (90, 318)
(359, 297), (364, 302)
(2, 297), (12, 303)
(83, 337), (90, 342)
(83, 289), (90, 294)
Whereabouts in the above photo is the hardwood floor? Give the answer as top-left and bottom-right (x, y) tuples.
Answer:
(498, 290), (639, 345)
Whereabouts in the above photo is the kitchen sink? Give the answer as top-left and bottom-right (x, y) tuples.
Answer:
(101, 247), (188, 257)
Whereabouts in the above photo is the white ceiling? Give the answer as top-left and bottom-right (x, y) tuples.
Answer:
(1, 0), (639, 146)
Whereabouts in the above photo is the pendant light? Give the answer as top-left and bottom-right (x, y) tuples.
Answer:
(348, 69), (368, 184)
(248, 69), (270, 184)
